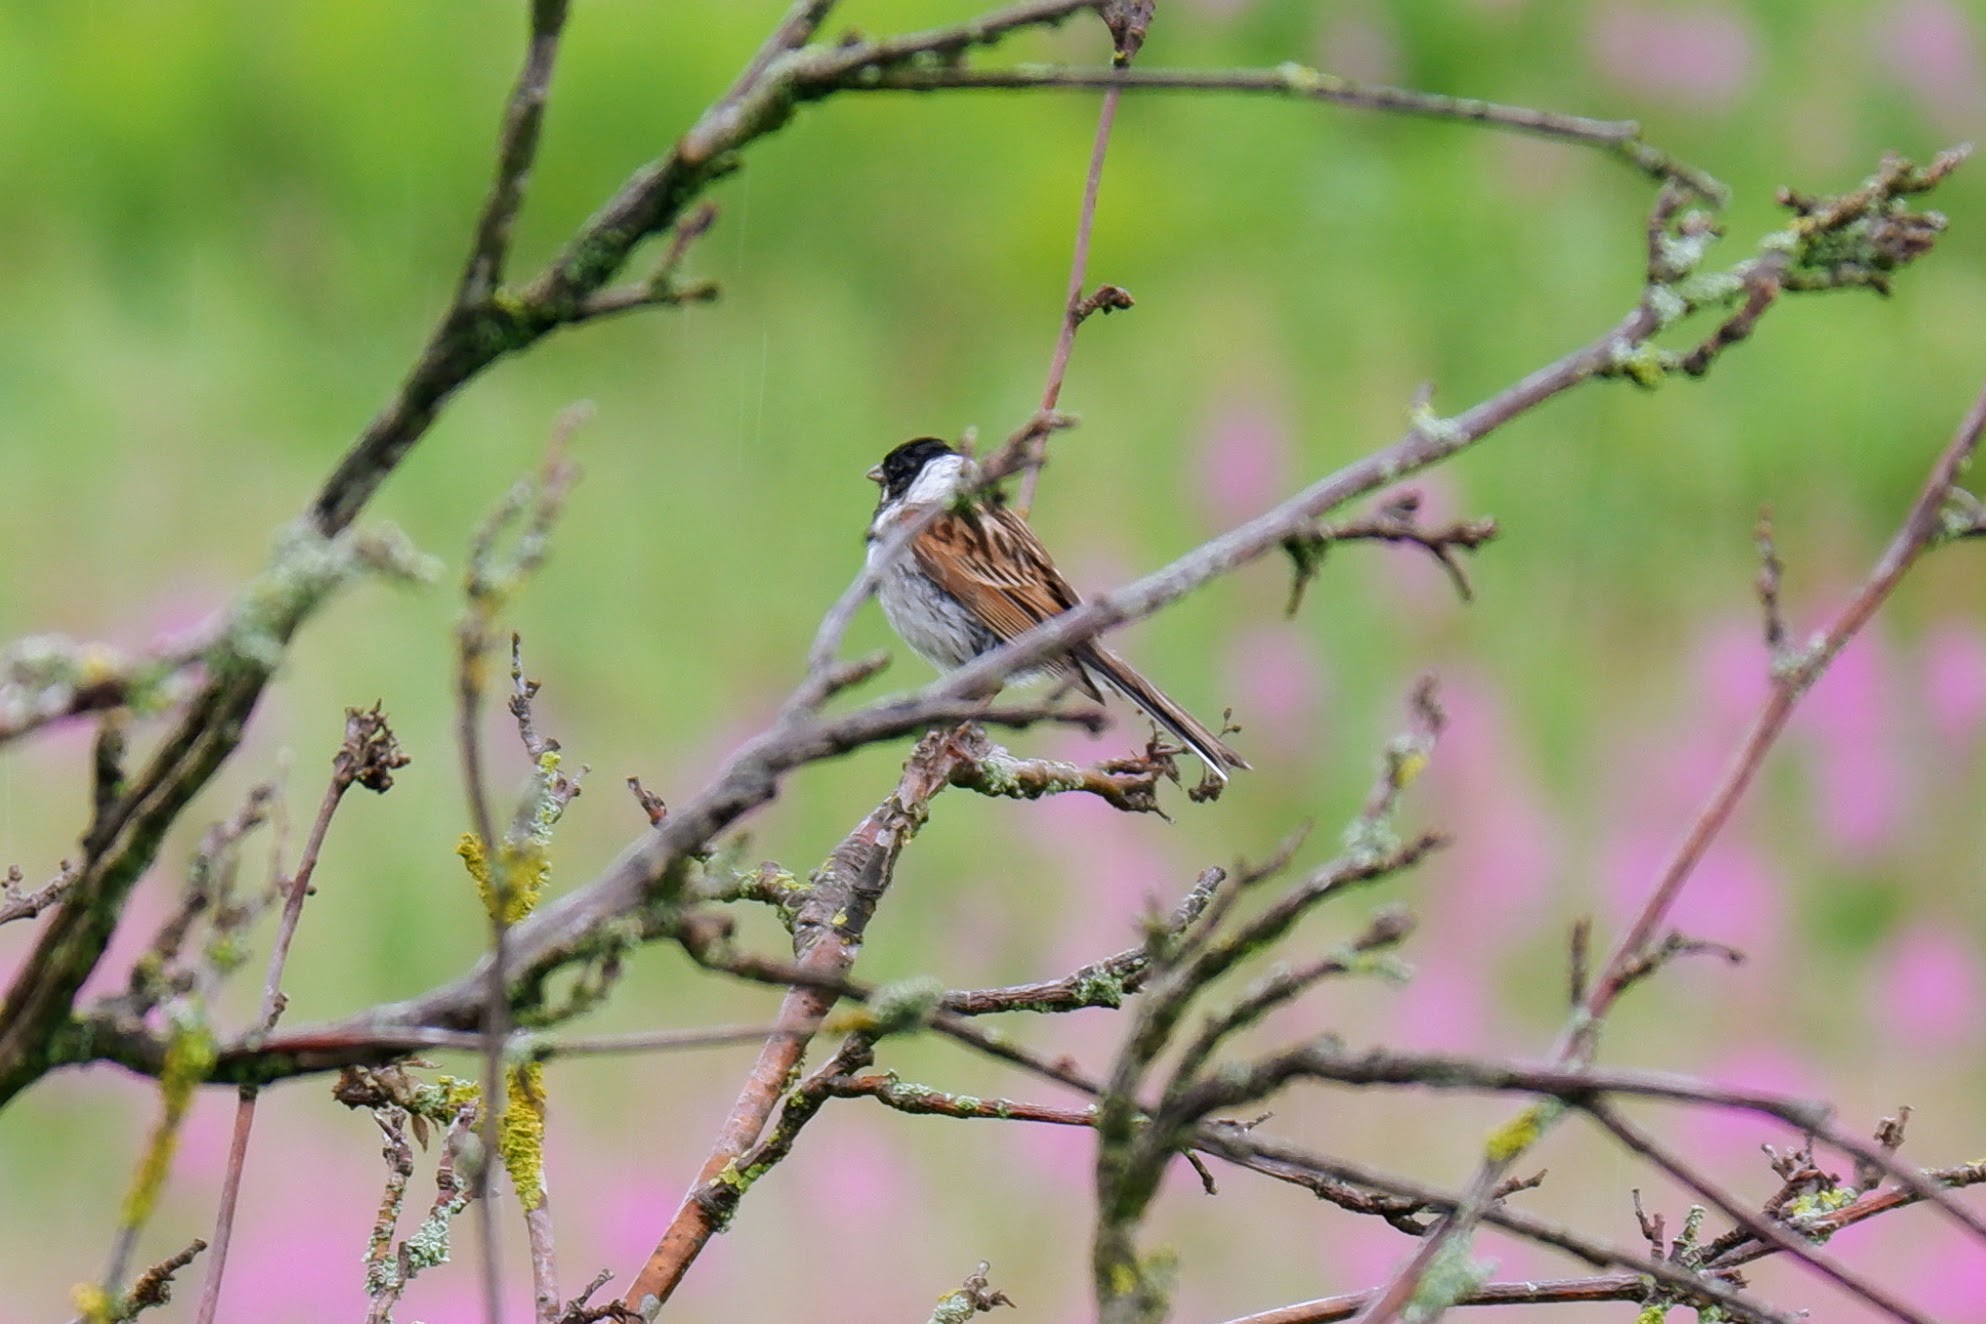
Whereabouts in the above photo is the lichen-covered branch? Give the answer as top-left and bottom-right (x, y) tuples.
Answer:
(1351, 370), (1986, 1323)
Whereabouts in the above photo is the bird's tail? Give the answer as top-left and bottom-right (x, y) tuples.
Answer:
(1081, 646), (1250, 782)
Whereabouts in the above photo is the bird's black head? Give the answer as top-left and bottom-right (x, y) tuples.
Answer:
(869, 437), (956, 503)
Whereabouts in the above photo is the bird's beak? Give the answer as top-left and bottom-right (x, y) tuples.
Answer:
(865, 465), (884, 484)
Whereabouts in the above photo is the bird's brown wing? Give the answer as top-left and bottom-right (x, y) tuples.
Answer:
(909, 505), (1101, 696)
(910, 503), (1249, 777)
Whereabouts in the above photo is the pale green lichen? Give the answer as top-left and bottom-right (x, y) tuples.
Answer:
(1068, 968), (1127, 1009)
(1606, 342), (1671, 388)
(862, 975), (947, 1037)
(1343, 949), (1414, 984)
(1674, 268), (1745, 308)
(1275, 61), (1323, 95)
(401, 1191), (472, 1275)
(1405, 1237), (1495, 1322)
(1785, 1184), (1857, 1240)
(1407, 400), (1466, 447)
(1770, 632), (1828, 686)
(1655, 224), (1719, 277)
(219, 519), (439, 672)
(972, 760), (1025, 797)
(409, 1075), (481, 1120)
(0, 634), (197, 733)
(925, 1290), (979, 1324)
(1644, 284), (1689, 329)
(1340, 815), (1403, 867)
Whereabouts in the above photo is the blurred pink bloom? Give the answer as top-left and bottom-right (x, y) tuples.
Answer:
(1677, 1046), (1827, 1172)
(1923, 623), (1986, 745)
(217, 1114), (399, 1320)
(1323, 1212), (1416, 1292)
(1588, 3), (1757, 110)
(1876, 0), (1986, 133)
(1195, 402), (1292, 527)
(1317, 9), (1402, 85)
(1221, 625), (1325, 760)
(1696, 618), (1773, 728)
(1692, 843), (1783, 961)
(1800, 633), (1908, 858)
(1871, 923), (1982, 1050)
(802, 1120), (917, 1221)
(1599, 813), (1784, 971)
(1385, 958), (1490, 1053)
(1029, 793), (1179, 971)
(1010, 1104), (1096, 1192)
(1903, 1217), (1986, 1311)
(1427, 669), (1556, 944)
(76, 878), (171, 1001)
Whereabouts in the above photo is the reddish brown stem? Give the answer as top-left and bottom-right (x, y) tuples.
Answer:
(1352, 377), (1986, 1323)
(617, 735), (967, 1313)
(1017, 77), (1123, 516)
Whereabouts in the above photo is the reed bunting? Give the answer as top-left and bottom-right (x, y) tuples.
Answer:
(866, 437), (1248, 782)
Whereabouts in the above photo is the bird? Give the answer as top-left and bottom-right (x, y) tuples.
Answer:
(865, 436), (1248, 783)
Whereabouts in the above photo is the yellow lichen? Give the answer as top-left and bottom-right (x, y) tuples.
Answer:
(121, 1018), (215, 1228)
(70, 1283), (112, 1324)
(1484, 1101), (1558, 1163)
(457, 833), (548, 925)
(456, 833), (489, 888)
(500, 1062), (548, 1210)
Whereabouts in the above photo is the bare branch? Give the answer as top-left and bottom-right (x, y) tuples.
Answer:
(1210, 1275), (1650, 1324)
(843, 65), (1725, 200)
(925, 1261), (1016, 1322)
(458, 0), (572, 306)
(1015, 4), (1140, 516)
(1349, 373), (1986, 1324)
(195, 705), (407, 1324)
(0, 860), (80, 926)
(1588, 1102), (1932, 1324)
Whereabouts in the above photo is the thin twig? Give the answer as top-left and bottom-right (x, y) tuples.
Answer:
(1351, 375), (1986, 1323)
(1015, 6), (1135, 516)
(458, 0), (572, 306)
(846, 65), (1725, 200)
(617, 730), (977, 1314)
(193, 707), (405, 1324)
(1211, 1275), (1651, 1324)
(0, 860), (80, 925)
(1587, 1102), (1931, 1324)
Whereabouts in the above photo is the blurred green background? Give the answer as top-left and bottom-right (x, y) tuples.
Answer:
(2, 2), (1983, 1320)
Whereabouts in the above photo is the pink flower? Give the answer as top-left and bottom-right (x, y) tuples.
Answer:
(1588, 3), (1757, 111)
(1423, 669), (1557, 947)
(1195, 403), (1292, 528)
(1222, 625), (1325, 762)
(1676, 1046), (1828, 1172)
(1385, 958), (1492, 1054)
(1871, 924), (1982, 1050)
(1875, 0), (1986, 134)
(1800, 633), (1908, 858)
(1317, 10), (1402, 85)
(1696, 618), (1773, 728)
(1923, 623), (1986, 746)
